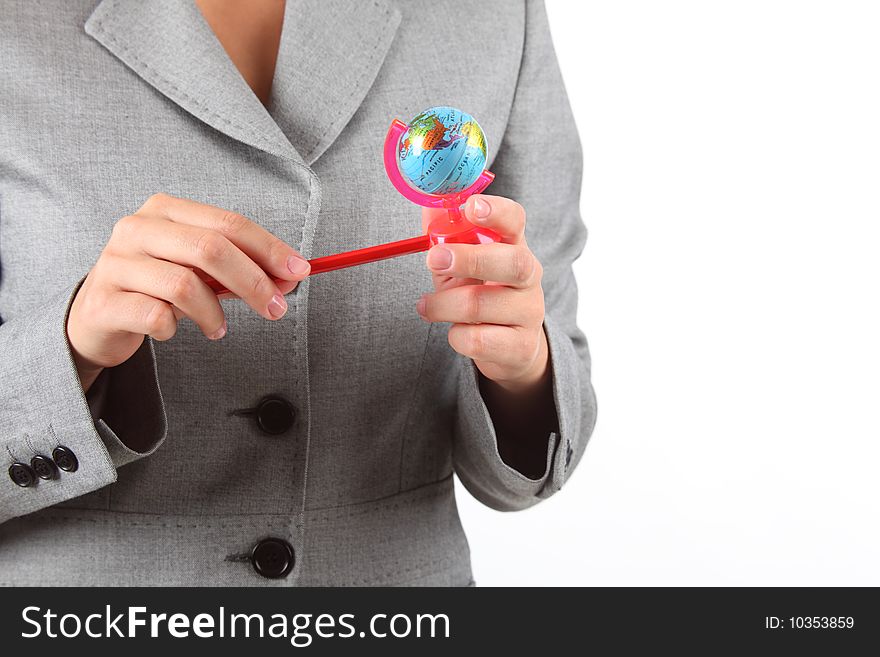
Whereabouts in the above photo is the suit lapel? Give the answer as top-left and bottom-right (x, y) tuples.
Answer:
(269, 0), (401, 165)
(84, 0), (401, 167)
(84, 0), (303, 163)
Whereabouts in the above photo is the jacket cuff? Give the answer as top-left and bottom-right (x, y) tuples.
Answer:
(457, 359), (555, 496)
(536, 311), (592, 499)
(89, 337), (167, 468)
(0, 280), (166, 523)
(455, 313), (586, 510)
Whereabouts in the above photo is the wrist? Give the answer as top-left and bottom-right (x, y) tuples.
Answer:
(486, 328), (550, 397)
(67, 325), (104, 393)
(477, 328), (558, 480)
(73, 353), (104, 394)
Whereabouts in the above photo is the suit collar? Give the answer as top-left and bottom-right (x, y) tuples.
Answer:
(85, 0), (400, 166)
(270, 0), (401, 165)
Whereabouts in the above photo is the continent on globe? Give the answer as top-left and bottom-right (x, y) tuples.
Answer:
(397, 106), (488, 196)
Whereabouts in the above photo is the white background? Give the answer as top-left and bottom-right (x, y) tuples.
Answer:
(456, 0), (880, 585)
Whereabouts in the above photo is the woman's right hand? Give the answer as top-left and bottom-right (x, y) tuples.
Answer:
(67, 193), (311, 392)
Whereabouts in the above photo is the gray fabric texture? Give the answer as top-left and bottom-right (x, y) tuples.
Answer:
(0, 0), (596, 585)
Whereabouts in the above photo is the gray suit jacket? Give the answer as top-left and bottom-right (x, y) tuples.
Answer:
(0, 0), (596, 585)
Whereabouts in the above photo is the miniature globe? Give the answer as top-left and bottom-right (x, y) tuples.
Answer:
(397, 106), (488, 196)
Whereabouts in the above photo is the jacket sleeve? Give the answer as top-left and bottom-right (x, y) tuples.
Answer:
(453, 0), (597, 511)
(0, 277), (167, 524)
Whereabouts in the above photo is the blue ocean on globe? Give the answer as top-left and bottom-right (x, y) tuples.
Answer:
(397, 106), (488, 196)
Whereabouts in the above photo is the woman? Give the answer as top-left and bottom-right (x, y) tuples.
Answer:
(0, 0), (596, 585)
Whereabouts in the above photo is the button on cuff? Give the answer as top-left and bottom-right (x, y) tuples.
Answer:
(31, 455), (60, 480)
(9, 462), (37, 488)
(52, 445), (79, 472)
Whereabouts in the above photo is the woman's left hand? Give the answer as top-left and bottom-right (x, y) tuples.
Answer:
(417, 195), (549, 394)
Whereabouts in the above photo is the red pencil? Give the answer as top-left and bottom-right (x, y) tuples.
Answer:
(202, 233), (432, 296)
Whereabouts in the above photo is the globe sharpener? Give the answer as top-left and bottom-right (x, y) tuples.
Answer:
(384, 108), (501, 246)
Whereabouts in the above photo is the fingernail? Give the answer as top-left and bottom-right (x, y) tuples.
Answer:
(268, 294), (287, 319)
(287, 255), (310, 277)
(209, 321), (227, 340)
(473, 197), (490, 220)
(416, 295), (427, 317)
(427, 246), (453, 271)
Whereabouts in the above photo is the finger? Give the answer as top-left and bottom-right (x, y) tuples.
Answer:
(111, 215), (288, 320)
(417, 285), (543, 328)
(215, 279), (299, 301)
(430, 270), (484, 292)
(107, 254), (227, 340)
(103, 290), (179, 342)
(426, 242), (541, 288)
(462, 195), (526, 244)
(418, 214), (481, 290)
(141, 193), (310, 281)
(447, 323), (540, 369)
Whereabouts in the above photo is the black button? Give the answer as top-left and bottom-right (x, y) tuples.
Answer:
(52, 446), (79, 472)
(255, 396), (296, 435)
(31, 455), (59, 480)
(8, 463), (37, 488)
(251, 538), (294, 579)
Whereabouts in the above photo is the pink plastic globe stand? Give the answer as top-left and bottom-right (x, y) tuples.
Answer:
(206, 116), (498, 294)
(381, 119), (499, 247)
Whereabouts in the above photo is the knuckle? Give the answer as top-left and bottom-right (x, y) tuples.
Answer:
(465, 286), (483, 322)
(167, 269), (199, 301)
(512, 249), (536, 284)
(90, 253), (112, 279)
(247, 268), (273, 299)
(88, 277), (111, 303)
(143, 192), (169, 210)
(80, 284), (108, 319)
(447, 326), (462, 353)
(216, 211), (249, 237)
(266, 237), (291, 263)
(464, 326), (486, 358)
(532, 258), (544, 283)
(111, 215), (138, 240)
(194, 231), (227, 263)
(466, 249), (484, 280)
(418, 294), (432, 319)
(144, 301), (175, 338)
